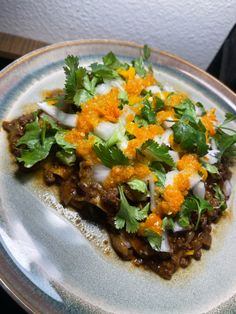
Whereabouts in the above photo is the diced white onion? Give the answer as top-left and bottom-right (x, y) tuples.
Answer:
(169, 150), (179, 163)
(154, 129), (173, 147)
(149, 176), (156, 211)
(193, 181), (206, 199)
(204, 149), (220, 164)
(163, 117), (175, 129)
(95, 83), (112, 95)
(119, 105), (135, 125)
(146, 85), (161, 94)
(223, 180), (232, 198)
(94, 122), (118, 141)
(92, 165), (111, 183)
(211, 138), (218, 151)
(107, 79), (124, 91)
(37, 102), (76, 127)
(117, 138), (128, 150)
(189, 173), (202, 188)
(165, 170), (179, 187)
(173, 223), (185, 233)
(196, 106), (203, 117)
(96, 79), (124, 95)
(160, 232), (171, 253)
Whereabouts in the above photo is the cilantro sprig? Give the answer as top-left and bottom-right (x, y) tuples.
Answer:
(140, 139), (175, 167)
(178, 195), (213, 230)
(114, 186), (149, 233)
(16, 112), (76, 168)
(93, 141), (129, 168)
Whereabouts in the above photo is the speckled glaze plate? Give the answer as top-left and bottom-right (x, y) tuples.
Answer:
(0, 40), (236, 314)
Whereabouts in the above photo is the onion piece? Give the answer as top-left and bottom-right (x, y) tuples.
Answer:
(223, 180), (232, 198)
(165, 170), (179, 187)
(149, 176), (156, 211)
(163, 117), (175, 129)
(173, 223), (185, 233)
(92, 164), (111, 183)
(94, 122), (118, 141)
(38, 102), (77, 127)
(160, 231), (171, 253)
(193, 181), (205, 199)
(154, 129), (173, 147)
(95, 83), (112, 95)
(169, 150), (179, 163)
(146, 85), (161, 94)
(189, 173), (201, 189)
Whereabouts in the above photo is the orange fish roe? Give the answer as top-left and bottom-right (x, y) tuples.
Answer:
(156, 109), (175, 125)
(201, 108), (217, 136)
(117, 66), (136, 80)
(139, 213), (163, 235)
(128, 95), (142, 105)
(160, 154), (206, 215)
(125, 73), (156, 96)
(76, 88), (121, 134)
(173, 171), (190, 193)
(155, 91), (170, 100)
(125, 123), (164, 158)
(104, 163), (150, 188)
(177, 154), (201, 172)
(160, 185), (185, 215)
(165, 92), (188, 107)
(65, 129), (98, 163)
(65, 128), (84, 144)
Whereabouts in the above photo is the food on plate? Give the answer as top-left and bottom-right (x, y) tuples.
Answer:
(3, 46), (236, 279)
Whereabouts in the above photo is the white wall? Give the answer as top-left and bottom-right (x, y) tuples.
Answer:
(0, 0), (235, 69)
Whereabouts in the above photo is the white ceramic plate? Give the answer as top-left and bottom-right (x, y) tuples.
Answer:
(0, 40), (236, 314)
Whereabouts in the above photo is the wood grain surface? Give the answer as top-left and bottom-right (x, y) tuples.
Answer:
(0, 32), (48, 59)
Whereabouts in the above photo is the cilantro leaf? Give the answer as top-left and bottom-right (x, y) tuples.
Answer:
(90, 63), (119, 80)
(16, 113), (75, 168)
(141, 139), (174, 167)
(202, 162), (219, 175)
(218, 112), (236, 129)
(150, 161), (166, 187)
(214, 129), (236, 159)
(155, 96), (165, 112)
(127, 179), (148, 195)
(140, 99), (156, 124)
(103, 51), (128, 70)
(17, 119), (41, 149)
(74, 89), (93, 106)
(132, 56), (146, 77)
(118, 90), (128, 109)
(173, 119), (208, 156)
(16, 113), (60, 167)
(17, 138), (55, 168)
(174, 99), (198, 123)
(143, 229), (162, 251)
(178, 196), (213, 230)
(56, 150), (76, 166)
(162, 217), (175, 231)
(93, 142), (129, 168)
(213, 184), (227, 210)
(55, 130), (76, 152)
(63, 56), (98, 106)
(134, 116), (148, 127)
(143, 44), (151, 61)
(114, 186), (149, 233)
(63, 55), (81, 102)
